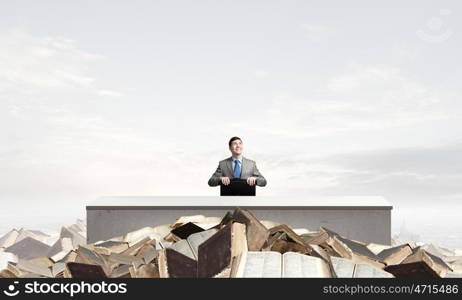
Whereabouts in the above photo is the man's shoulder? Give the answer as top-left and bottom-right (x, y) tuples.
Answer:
(243, 157), (256, 164)
(219, 157), (233, 164)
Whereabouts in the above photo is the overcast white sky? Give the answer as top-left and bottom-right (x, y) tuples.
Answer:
(0, 1), (461, 246)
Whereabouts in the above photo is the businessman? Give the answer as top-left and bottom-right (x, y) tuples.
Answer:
(208, 136), (267, 187)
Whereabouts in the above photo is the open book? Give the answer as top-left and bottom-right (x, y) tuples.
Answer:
(384, 247), (453, 278)
(159, 223), (246, 278)
(331, 256), (393, 278)
(235, 251), (332, 278)
(169, 229), (218, 260)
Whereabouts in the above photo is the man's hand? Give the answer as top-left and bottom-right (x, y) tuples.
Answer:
(221, 177), (231, 185)
(246, 177), (257, 186)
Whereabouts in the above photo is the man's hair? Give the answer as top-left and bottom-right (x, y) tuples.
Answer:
(228, 136), (242, 147)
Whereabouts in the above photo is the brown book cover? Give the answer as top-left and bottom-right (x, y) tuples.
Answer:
(165, 248), (198, 278)
(66, 262), (107, 278)
(214, 211), (234, 229)
(269, 225), (307, 243)
(171, 222), (205, 239)
(270, 239), (310, 254)
(384, 262), (440, 278)
(266, 224), (312, 254)
(0, 269), (17, 278)
(411, 247), (452, 272)
(197, 223), (232, 278)
(232, 208), (268, 251)
(134, 263), (160, 278)
(121, 237), (151, 256)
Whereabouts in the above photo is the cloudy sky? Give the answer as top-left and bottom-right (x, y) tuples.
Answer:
(0, 1), (461, 246)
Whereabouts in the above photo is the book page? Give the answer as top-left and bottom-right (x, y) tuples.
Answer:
(170, 240), (196, 260)
(241, 251), (282, 278)
(17, 259), (52, 277)
(330, 256), (355, 278)
(187, 229), (218, 259)
(367, 243), (392, 255)
(353, 263), (393, 278)
(282, 252), (329, 278)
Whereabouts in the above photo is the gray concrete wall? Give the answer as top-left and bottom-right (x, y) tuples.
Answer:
(86, 196), (392, 244)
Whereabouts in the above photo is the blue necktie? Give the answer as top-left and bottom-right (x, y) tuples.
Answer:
(233, 160), (241, 179)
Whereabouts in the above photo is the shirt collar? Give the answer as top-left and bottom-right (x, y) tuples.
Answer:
(232, 155), (242, 163)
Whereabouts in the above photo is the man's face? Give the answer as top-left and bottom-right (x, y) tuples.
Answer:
(229, 139), (243, 157)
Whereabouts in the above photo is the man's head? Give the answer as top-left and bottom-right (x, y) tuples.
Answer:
(228, 136), (243, 157)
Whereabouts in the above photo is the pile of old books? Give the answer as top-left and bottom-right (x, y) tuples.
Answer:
(0, 208), (461, 278)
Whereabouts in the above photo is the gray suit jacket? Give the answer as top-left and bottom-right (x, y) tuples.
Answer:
(208, 156), (267, 187)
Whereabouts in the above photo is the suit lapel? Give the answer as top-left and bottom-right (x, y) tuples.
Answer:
(226, 157), (234, 177)
(241, 157), (248, 178)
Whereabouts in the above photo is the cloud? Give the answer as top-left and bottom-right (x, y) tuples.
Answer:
(254, 70), (269, 79)
(0, 28), (101, 91)
(0, 103), (224, 203)
(264, 143), (462, 200)
(0, 28), (135, 205)
(0, 28), (125, 104)
(301, 24), (329, 42)
(231, 63), (452, 139)
(97, 89), (123, 97)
